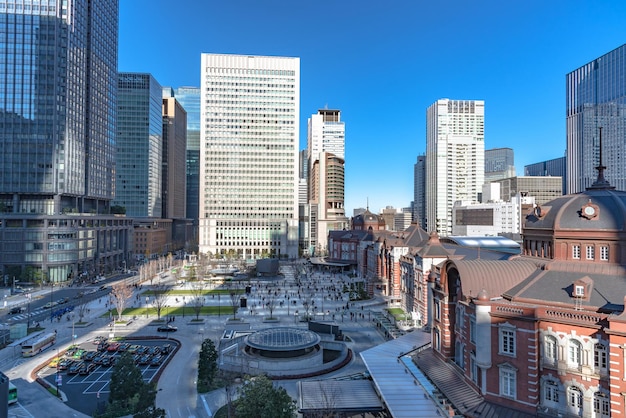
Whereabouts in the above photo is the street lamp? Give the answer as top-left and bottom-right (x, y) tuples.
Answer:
(145, 296), (149, 318)
(182, 296), (186, 318)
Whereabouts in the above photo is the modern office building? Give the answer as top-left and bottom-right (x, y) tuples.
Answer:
(162, 89), (187, 220)
(566, 44), (626, 194)
(115, 73), (163, 218)
(525, 156), (566, 197)
(484, 147), (515, 183)
(492, 176), (562, 206)
(413, 155), (426, 228)
(173, 87), (201, 231)
(307, 109), (347, 254)
(0, 0), (133, 283)
(426, 99), (485, 236)
(199, 54), (300, 259)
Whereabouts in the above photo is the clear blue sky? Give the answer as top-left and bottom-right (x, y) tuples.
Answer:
(119, 0), (626, 215)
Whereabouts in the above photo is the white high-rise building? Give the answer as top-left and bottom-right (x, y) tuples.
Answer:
(306, 109), (347, 255)
(426, 99), (485, 236)
(199, 54), (300, 259)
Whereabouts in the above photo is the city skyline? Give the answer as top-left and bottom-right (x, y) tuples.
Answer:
(119, 1), (626, 214)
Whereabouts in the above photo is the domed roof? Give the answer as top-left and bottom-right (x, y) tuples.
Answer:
(524, 187), (626, 232)
(352, 209), (385, 228)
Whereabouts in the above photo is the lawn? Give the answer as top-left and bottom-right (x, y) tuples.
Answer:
(103, 305), (237, 318)
(386, 307), (409, 321)
(142, 288), (244, 296)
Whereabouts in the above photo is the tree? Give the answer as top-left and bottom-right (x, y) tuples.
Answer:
(110, 205), (126, 215)
(109, 352), (143, 407)
(111, 282), (133, 321)
(190, 282), (205, 320)
(197, 338), (218, 392)
(151, 282), (169, 320)
(265, 285), (278, 319)
(228, 286), (240, 320)
(76, 295), (89, 323)
(235, 375), (296, 418)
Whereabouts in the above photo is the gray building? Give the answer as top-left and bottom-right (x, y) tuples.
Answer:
(485, 147), (515, 183)
(173, 87), (200, 229)
(492, 176), (563, 206)
(566, 44), (626, 193)
(413, 155), (426, 228)
(115, 73), (163, 218)
(524, 156), (566, 197)
(0, 1), (132, 283)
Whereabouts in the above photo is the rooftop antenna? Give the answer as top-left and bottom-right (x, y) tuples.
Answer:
(588, 126), (615, 190)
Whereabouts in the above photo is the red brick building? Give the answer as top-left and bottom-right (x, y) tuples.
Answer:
(422, 171), (626, 417)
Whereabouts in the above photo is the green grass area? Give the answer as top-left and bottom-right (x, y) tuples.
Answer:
(103, 305), (236, 318)
(142, 288), (244, 296)
(386, 307), (408, 321)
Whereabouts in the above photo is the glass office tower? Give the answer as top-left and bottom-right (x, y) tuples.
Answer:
(174, 87), (201, 225)
(199, 54), (300, 259)
(566, 44), (626, 193)
(0, 1), (131, 283)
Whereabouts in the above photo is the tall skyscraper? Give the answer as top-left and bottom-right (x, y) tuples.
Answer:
(199, 54), (300, 259)
(413, 154), (426, 227)
(426, 99), (485, 236)
(307, 109), (347, 254)
(173, 87), (201, 228)
(484, 147), (515, 183)
(566, 44), (626, 193)
(115, 73), (163, 218)
(0, 0), (132, 282)
(162, 88), (187, 220)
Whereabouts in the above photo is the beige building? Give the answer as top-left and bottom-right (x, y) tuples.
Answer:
(162, 90), (187, 220)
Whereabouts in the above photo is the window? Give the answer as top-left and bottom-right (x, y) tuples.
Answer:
(544, 380), (559, 403)
(586, 245), (595, 260)
(568, 387), (583, 413)
(469, 317), (476, 344)
(470, 353), (478, 384)
(600, 246), (609, 261)
(568, 340), (582, 368)
(594, 343), (607, 371)
(455, 341), (464, 368)
(575, 285), (585, 297)
(593, 392), (610, 418)
(499, 366), (516, 398)
(499, 326), (516, 356)
(545, 336), (557, 364)
(573, 245), (581, 259)
(434, 299), (441, 321)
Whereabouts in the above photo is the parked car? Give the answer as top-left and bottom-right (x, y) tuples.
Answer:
(58, 359), (74, 371)
(93, 354), (107, 365)
(100, 355), (115, 367)
(127, 344), (141, 354)
(82, 351), (98, 362)
(157, 325), (177, 333)
(68, 361), (84, 375)
(106, 342), (121, 352)
(79, 362), (96, 375)
(97, 342), (109, 352)
(117, 343), (130, 352)
(138, 354), (152, 365)
(93, 336), (107, 345)
(146, 346), (160, 356)
(160, 344), (172, 354)
(72, 349), (86, 359)
(136, 345), (148, 355)
(48, 357), (61, 368)
(150, 355), (164, 366)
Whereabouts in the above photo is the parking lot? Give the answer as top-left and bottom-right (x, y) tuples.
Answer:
(38, 337), (178, 416)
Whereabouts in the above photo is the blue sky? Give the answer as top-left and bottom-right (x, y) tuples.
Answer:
(119, 0), (626, 214)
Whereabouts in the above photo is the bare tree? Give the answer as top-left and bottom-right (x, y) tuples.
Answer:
(190, 282), (205, 320)
(111, 282), (133, 321)
(228, 285), (240, 320)
(152, 282), (169, 320)
(265, 286), (278, 319)
(302, 290), (315, 322)
(76, 295), (89, 323)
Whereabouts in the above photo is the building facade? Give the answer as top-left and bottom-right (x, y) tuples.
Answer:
(413, 154), (426, 228)
(162, 89), (187, 220)
(0, 0), (132, 282)
(115, 73), (163, 218)
(199, 54), (300, 259)
(566, 44), (626, 194)
(484, 147), (516, 183)
(525, 156), (567, 198)
(492, 176), (562, 206)
(173, 87), (201, 234)
(426, 99), (485, 236)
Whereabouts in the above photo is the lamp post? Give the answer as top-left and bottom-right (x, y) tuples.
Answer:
(49, 279), (54, 323)
(145, 296), (149, 318)
(182, 296), (186, 318)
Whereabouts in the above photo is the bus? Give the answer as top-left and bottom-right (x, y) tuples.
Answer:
(8, 382), (17, 405)
(21, 332), (56, 357)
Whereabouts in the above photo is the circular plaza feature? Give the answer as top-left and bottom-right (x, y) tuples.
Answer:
(245, 327), (321, 358)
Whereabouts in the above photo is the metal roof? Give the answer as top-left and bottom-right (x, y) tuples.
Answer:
(298, 380), (383, 414)
(361, 331), (442, 417)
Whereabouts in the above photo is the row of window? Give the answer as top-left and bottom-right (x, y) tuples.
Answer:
(572, 244), (609, 260)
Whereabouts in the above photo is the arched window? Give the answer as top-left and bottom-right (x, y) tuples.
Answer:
(543, 379), (559, 404)
(593, 392), (610, 418)
(544, 336), (557, 364)
(455, 341), (464, 368)
(568, 387), (583, 415)
(433, 327), (440, 351)
(568, 339), (582, 369)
